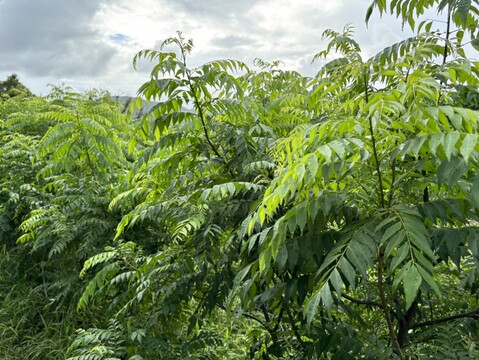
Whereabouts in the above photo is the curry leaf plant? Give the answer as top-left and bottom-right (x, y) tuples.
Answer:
(73, 22), (479, 359)
(2, 2), (479, 359)
(233, 14), (479, 360)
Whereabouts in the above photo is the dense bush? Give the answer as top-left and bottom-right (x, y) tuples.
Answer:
(2, 1), (479, 358)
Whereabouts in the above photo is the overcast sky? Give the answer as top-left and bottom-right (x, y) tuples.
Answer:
(0, 0), (441, 96)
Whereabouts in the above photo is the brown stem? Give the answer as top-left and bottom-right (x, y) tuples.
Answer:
(282, 297), (304, 346)
(260, 304), (271, 323)
(412, 309), (479, 329)
(436, 5), (451, 105)
(423, 181), (429, 203)
(378, 246), (404, 359)
(195, 295), (271, 332)
(272, 306), (284, 334)
(241, 310), (269, 329)
(260, 304), (283, 354)
(190, 82), (222, 160)
(180, 46), (235, 178)
(364, 72), (385, 208)
(442, 5), (451, 66)
(387, 158), (397, 208)
(397, 300), (417, 347)
(342, 293), (382, 308)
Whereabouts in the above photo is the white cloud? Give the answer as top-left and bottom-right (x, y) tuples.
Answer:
(0, 0), (446, 96)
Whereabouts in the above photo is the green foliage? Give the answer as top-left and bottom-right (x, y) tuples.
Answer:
(71, 21), (479, 359)
(0, 87), (134, 358)
(3, 2), (479, 359)
(0, 74), (32, 98)
(366, 0), (479, 32)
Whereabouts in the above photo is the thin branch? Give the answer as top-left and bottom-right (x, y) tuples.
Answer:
(180, 45), (235, 178)
(442, 4), (451, 66)
(412, 309), (479, 329)
(387, 158), (397, 208)
(192, 294), (270, 330)
(271, 274), (304, 348)
(364, 72), (385, 208)
(240, 310), (270, 329)
(214, 302), (269, 329)
(260, 304), (271, 323)
(341, 293), (382, 308)
(282, 297), (304, 346)
(189, 80), (223, 160)
(260, 304), (281, 346)
(397, 300), (417, 347)
(378, 246), (404, 359)
(272, 306), (284, 333)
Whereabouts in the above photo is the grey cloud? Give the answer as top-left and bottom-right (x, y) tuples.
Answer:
(167, 0), (260, 33)
(170, 0), (258, 19)
(0, 0), (426, 96)
(0, 0), (117, 77)
(297, 55), (321, 77)
(211, 34), (258, 48)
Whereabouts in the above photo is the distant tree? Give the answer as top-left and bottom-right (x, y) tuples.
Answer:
(0, 74), (32, 98)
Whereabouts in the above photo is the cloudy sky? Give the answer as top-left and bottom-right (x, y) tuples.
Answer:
(0, 0), (440, 96)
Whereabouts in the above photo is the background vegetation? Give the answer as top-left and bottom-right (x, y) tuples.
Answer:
(2, 0), (479, 358)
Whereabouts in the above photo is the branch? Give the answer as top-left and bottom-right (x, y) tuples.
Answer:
(378, 246), (404, 359)
(213, 301), (269, 329)
(387, 158), (397, 208)
(412, 309), (479, 329)
(240, 310), (270, 329)
(260, 304), (281, 345)
(364, 71), (385, 208)
(442, 4), (451, 66)
(272, 306), (284, 334)
(260, 304), (271, 323)
(181, 48), (235, 178)
(282, 297), (304, 346)
(341, 293), (382, 308)
(193, 294), (270, 330)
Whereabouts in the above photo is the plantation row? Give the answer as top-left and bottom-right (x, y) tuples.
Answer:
(2, 1), (479, 358)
